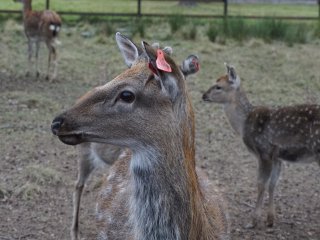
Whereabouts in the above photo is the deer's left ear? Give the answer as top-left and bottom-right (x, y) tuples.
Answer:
(181, 55), (200, 77)
(115, 32), (140, 68)
(142, 41), (180, 102)
(225, 63), (241, 89)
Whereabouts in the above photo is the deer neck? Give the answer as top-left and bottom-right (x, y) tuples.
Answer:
(224, 88), (253, 137)
(129, 95), (205, 240)
(21, 0), (32, 16)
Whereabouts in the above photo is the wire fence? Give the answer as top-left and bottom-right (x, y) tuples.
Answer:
(1, 0), (320, 20)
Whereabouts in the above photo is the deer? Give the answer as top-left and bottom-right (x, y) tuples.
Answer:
(15, 0), (62, 80)
(71, 143), (122, 240)
(51, 32), (229, 240)
(202, 63), (320, 229)
(69, 45), (200, 240)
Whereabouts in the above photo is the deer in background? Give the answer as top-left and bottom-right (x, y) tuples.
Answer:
(15, 0), (61, 80)
(202, 63), (320, 228)
(51, 32), (229, 240)
(69, 45), (200, 240)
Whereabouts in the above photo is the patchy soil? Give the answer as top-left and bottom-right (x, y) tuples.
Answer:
(0, 20), (319, 240)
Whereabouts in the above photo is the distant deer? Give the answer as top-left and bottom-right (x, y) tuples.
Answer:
(202, 63), (320, 228)
(51, 32), (229, 240)
(15, 0), (61, 80)
(69, 45), (201, 240)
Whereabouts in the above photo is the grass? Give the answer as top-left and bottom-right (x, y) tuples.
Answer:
(24, 164), (62, 186)
(204, 18), (317, 44)
(207, 22), (219, 42)
(14, 182), (42, 201)
(169, 14), (186, 33)
(0, 18), (320, 239)
(1, 1), (318, 18)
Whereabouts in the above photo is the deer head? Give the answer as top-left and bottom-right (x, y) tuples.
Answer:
(51, 33), (199, 151)
(202, 63), (241, 104)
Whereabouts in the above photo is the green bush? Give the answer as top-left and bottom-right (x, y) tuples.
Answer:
(100, 21), (115, 37)
(183, 23), (197, 40)
(207, 22), (219, 42)
(169, 15), (186, 34)
(224, 18), (248, 41)
(133, 19), (145, 38)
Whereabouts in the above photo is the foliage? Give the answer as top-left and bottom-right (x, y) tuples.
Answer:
(207, 22), (219, 42)
(182, 22), (197, 40)
(169, 15), (186, 34)
(133, 18), (146, 38)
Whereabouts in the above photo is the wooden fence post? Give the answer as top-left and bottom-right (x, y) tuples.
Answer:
(224, 0), (228, 17)
(46, 0), (50, 10)
(137, 0), (141, 17)
(318, 0), (320, 19)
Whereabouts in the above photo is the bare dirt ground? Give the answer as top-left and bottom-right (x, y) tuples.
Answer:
(0, 20), (319, 239)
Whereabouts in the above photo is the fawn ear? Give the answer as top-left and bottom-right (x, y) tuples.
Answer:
(181, 55), (200, 76)
(142, 41), (180, 102)
(225, 63), (240, 88)
(115, 32), (140, 68)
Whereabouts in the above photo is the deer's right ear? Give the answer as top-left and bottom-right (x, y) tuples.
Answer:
(225, 63), (240, 89)
(115, 32), (139, 68)
(181, 55), (200, 77)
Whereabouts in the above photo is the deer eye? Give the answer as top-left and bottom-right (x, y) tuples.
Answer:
(119, 90), (135, 103)
(214, 85), (222, 90)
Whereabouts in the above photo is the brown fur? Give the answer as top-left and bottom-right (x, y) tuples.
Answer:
(52, 37), (229, 239)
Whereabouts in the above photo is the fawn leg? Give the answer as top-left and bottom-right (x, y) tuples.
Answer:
(71, 145), (95, 240)
(45, 41), (56, 81)
(267, 159), (281, 227)
(26, 40), (33, 77)
(51, 45), (58, 80)
(246, 155), (273, 229)
(35, 41), (40, 78)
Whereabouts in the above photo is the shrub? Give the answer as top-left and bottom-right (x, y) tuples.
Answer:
(182, 23), (197, 40)
(101, 21), (115, 37)
(207, 22), (219, 42)
(169, 15), (186, 34)
(252, 19), (289, 41)
(133, 19), (145, 38)
(224, 18), (248, 41)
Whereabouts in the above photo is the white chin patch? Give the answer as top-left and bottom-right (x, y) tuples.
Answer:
(56, 26), (60, 32)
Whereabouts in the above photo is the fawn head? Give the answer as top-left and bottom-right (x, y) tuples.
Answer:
(51, 33), (199, 150)
(202, 63), (240, 104)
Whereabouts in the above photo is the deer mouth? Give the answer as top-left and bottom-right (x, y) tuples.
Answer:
(57, 132), (84, 145)
(202, 93), (212, 102)
(56, 132), (107, 145)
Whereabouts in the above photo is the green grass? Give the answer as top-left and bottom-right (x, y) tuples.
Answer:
(204, 18), (317, 44)
(0, 18), (320, 239)
(1, 1), (318, 18)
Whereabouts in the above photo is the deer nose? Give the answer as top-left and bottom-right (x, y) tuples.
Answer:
(202, 93), (208, 101)
(51, 116), (64, 135)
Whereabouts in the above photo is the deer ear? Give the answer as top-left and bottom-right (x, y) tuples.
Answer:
(163, 46), (173, 55)
(225, 63), (240, 88)
(142, 41), (180, 102)
(181, 55), (200, 77)
(115, 32), (139, 68)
